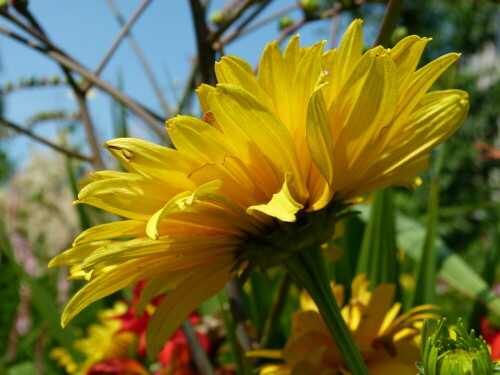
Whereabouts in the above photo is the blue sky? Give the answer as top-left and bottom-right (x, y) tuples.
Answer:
(0, 1), (381, 169)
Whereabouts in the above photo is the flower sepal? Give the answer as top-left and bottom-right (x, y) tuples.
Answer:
(235, 201), (349, 270)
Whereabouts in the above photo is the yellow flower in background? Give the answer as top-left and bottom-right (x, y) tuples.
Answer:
(50, 302), (147, 375)
(251, 274), (440, 375)
(50, 19), (468, 355)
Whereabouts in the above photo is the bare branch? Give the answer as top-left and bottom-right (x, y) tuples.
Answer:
(0, 117), (94, 162)
(208, 0), (259, 45)
(19, 8), (105, 169)
(96, 0), (153, 77)
(0, 25), (169, 141)
(189, 0), (216, 85)
(220, 2), (297, 46)
(102, 0), (171, 117)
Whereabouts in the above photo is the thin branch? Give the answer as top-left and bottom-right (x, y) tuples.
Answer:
(189, 0), (216, 85)
(104, 0), (171, 117)
(208, 0), (259, 45)
(0, 25), (169, 141)
(275, 4), (343, 46)
(95, 0), (153, 77)
(276, 17), (306, 45)
(175, 58), (198, 115)
(19, 8), (105, 169)
(259, 272), (292, 348)
(181, 321), (216, 375)
(375, 0), (406, 47)
(329, 11), (340, 49)
(226, 278), (253, 352)
(220, 2), (298, 46)
(0, 9), (51, 45)
(65, 69), (106, 169)
(0, 118), (93, 162)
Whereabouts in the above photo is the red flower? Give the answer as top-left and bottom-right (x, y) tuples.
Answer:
(86, 358), (149, 375)
(157, 321), (211, 375)
(475, 142), (500, 160)
(481, 317), (500, 360)
(113, 280), (212, 373)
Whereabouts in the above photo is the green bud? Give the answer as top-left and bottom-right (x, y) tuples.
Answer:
(51, 75), (59, 85)
(418, 318), (500, 375)
(278, 16), (294, 31)
(300, 0), (319, 14)
(4, 81), (13, 92)
(209, 11), (225, 25)
(391, 26), (408, 46)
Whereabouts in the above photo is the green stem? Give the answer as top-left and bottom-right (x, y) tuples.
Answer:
(374, 0), (406, 47)
(284, 247), (370, 375)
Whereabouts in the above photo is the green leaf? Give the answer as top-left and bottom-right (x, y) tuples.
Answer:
(7, 362), (36, 375)
(356, 207), (500, 315)
(468, 223), (500, 331)
(329, 215), (364, 294)
(410, 147), (445, 307)
(355, 188), (400, 294)
(0, 234), (80, 359)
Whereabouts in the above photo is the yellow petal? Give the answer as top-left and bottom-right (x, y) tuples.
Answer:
(104, 138), (197, 190)
(289, 42), (325, 175)
(146, 180), (222, 239)
(246, 350), (283, 359)
(76, 174), (171, 221)
(306, 86), (334, 187)
(81, 235), (238, 270)
(216, 55), (271, 107)
(395, 52), (460, 120)
(209, 84), (306, 200)
(258, 41), (292, 125)
(260, 364), (291, 375)
(355, 284), (396, 345)
(73, 220), (146, 246)
(389, 35), (430, 94)
(283, 35), (300, 77)
(336, 19), (363, 88)
(49, 240), (113, 268)
(247, 172), (304, 222)
(146, 260), (234, 357)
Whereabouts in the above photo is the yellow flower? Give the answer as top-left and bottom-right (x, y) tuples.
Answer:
(251, 274), (440, 375)
(50, 302), (140, 375)
(50, 19), (468, 355)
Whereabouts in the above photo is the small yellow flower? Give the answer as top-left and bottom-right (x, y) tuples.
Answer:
(250, 274), (440, 375)
(50, 19), (468, 355)
(50, 302), (139, 375)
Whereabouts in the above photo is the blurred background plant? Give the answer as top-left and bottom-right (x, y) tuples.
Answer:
(0, 0), (499, 374)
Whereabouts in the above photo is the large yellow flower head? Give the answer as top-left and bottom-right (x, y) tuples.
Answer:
(252, 274), (440, 375)
(50, 20), (468, 354)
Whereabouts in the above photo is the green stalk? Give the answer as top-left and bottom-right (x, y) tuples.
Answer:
(284, 247), (370, 375)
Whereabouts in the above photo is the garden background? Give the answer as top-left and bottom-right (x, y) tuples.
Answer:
(1, 0), (500, 374)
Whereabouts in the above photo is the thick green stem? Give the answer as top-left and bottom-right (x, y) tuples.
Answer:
(284, 247), (370, 375)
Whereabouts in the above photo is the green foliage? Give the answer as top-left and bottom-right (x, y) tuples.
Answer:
(356, 188), (400, 293)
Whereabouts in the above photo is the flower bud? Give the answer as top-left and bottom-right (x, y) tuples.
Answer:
(418, 318), (500, 375)
(279, 16), (294, 31)
(209, 11), (225, 26)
